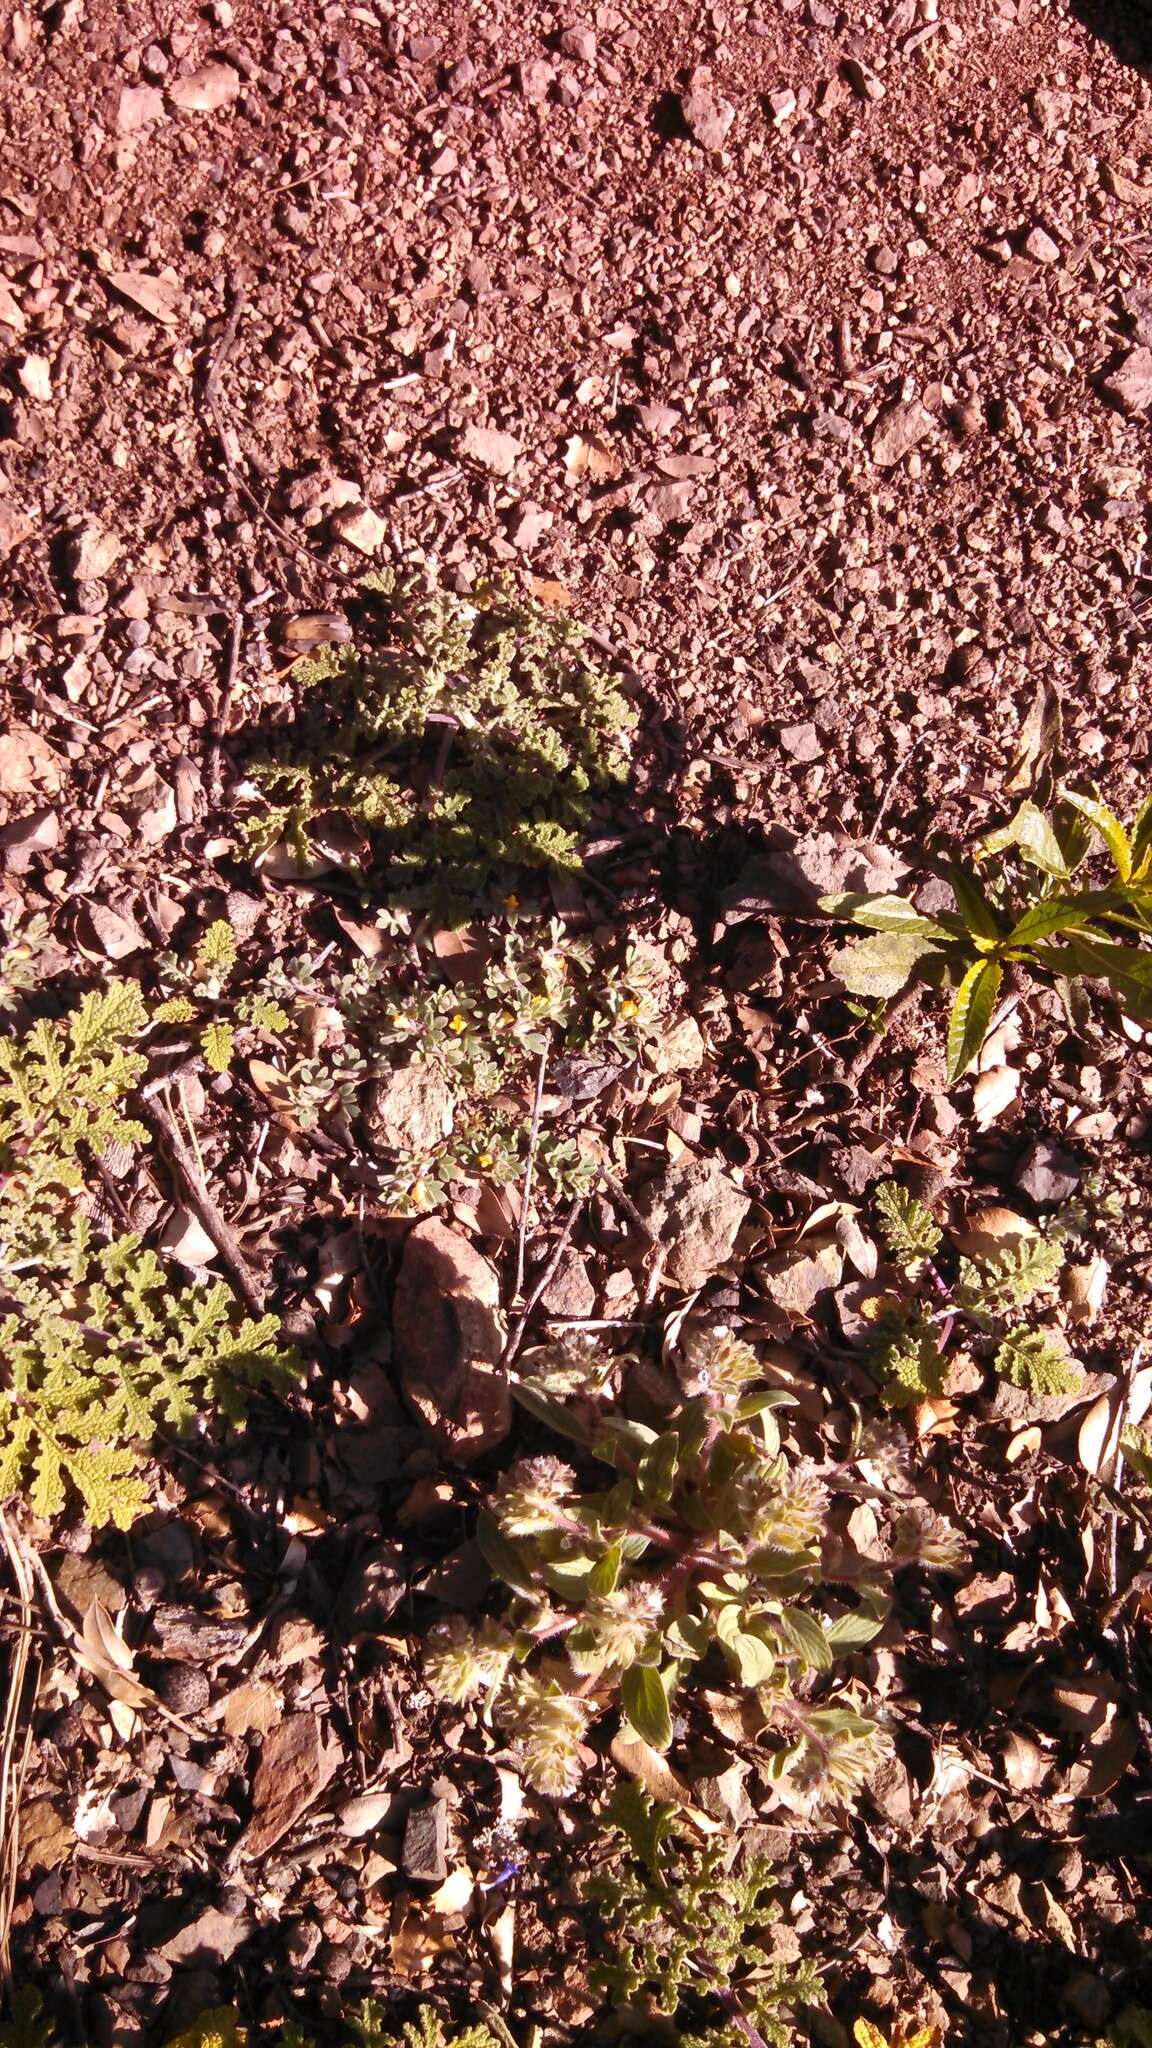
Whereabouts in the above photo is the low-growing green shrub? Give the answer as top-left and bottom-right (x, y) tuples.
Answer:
(865, 1180), (1084, 1407)
(586, 1782), (821, 2048)
(0, 985), (295, 1527)
(424, 1328), (965, 1797)
(248, 574), (635, 904)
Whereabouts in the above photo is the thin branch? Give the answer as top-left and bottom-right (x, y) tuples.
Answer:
(207, 611), (243, 805)
(140, 1096), (265, 1314)
(513, 1047), (550, 1306)
(503, 1188), (588, 1371)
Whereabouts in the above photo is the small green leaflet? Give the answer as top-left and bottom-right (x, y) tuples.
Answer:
(819, 892), (957, 940)
(1058, 786), (1132, 882)
(826, 1610), (885, 1651)
(830, 930), (943, 1001)
(620, 1663), (673, 1751)
(476, 1510), (540, 1597)
(588, 1542), (622, 1596)
(775, 1607), (833, 1670)
(511, 1378), (590, 1446)
(725, 1630), (777, 1686)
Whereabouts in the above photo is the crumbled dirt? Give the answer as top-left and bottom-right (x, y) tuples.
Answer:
(4, 1), (1152, 2045)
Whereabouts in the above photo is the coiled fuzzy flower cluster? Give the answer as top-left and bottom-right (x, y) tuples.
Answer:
(491, 1456), (576, 1538)
(567, 1581), (664, 1675)
(496, 1673), (590, 1796)
(422, 1616), (514, 1705)
(741, 1456), (830, 1556)
(891, 1506), (969, 1576)
(676, 1327), (763, 1401)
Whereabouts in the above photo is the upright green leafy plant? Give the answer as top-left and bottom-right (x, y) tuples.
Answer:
(424, 1329), (962, 1798)
(822, 786), (1152, 1078)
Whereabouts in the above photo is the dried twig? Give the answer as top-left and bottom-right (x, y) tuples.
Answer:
(503, 1189), (589, 1371)
(207, 610), (243, 805)
(0, 1511), (37, 1990)
(141, 1096), (264, 1314)
(599, 1164), (658, 1246)
(512, 1047), (550, 1306)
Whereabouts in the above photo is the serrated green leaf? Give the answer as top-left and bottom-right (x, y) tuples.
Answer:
(620, 1662), (673, 1750)
(476, 1510), (540, 1597)
(979, 800), (1075, 879)
(201, 1020), (235, 1074)
(819, 892), (957, 939)
(1006, 897), (1100, 947)
(946, 956), (1003, 1081)
(829, 930), (944, 1000)
(1132, 792), (1152, 878)
(945, 862), (1003, 943)
(1058, 787), (1132, 882)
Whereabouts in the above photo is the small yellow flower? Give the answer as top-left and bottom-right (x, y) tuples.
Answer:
(448, 1012), (467, 1033)
(620, 997), (639, 1019)
(503, 893), (520, 911)
(477, 1153), (493, 1169)
(410, 1180), (428, 1206)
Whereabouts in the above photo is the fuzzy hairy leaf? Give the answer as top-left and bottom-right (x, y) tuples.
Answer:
(956, 1238), (1064, 1318)
(873, 1181), (943, 1263)
(995, 1327), (1083, 1398)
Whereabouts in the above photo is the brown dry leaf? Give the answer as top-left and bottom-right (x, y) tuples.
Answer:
(527, 575), (572, 607)
(563, 432), (622, 480)
(914, 1397), (958, 1438)
(426, 1866), (474, 1914)
(104, 268), (184, 326)
(238, 1712), (340, 1858)
(1000, 1729), (1050, 1792)
(391, 1909), (458, 1976)
(609, 1732), (724, 1831)
(339, 1790), (395, 1838)
(76, 900), (146, 961)
(1064, 1256), (1110, 1326)
(248, 1058), (299, 1117)
(222, 1681), (281, 1740)
(1080, 1365), (1152, 1470)
(972, 1065), (1019, 1129)
(489, 1898), (515, 1998)
(74, 1600), (156, 1710)
(954, 1205), (1037, 1257)
(1005, 1425), (1042, 1464)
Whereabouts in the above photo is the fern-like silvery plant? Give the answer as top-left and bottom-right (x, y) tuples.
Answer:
(0, 985), (296, 1527)
(869, 1181), (1082, 1406)
(585, 1782), (822, 2048)
(424, 1330), (960, 1798)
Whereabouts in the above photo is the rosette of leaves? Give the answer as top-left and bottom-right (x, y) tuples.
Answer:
(822, 785), (1152, 1079)
(424, 1329), (939, 1797)
(248, 572), (635, 902)
(867, 1181), (1082, 1407)
(585, 1782), (821, 2048)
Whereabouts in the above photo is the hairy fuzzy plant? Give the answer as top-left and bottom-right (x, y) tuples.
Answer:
(823, 785), (1152, 1078)
(585, 1782), (822, 2048)
(0, 909), (52, 1014)
(247, 572), (635, 903)
(867, 1181), (1082, 1406)
(424, 1327), (960, 1798)
(0, 987), (296, 1527)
